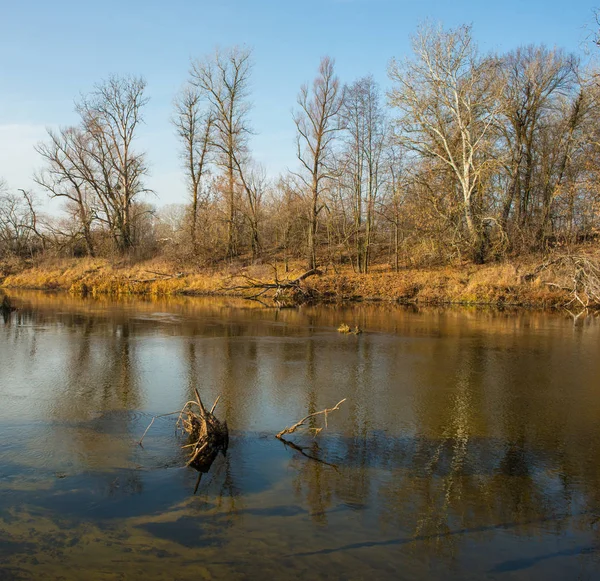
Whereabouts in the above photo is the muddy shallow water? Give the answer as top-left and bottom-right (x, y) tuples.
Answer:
(1, 291), (600, 580)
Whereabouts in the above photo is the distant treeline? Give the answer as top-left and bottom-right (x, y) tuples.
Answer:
(2, 22), (600, 271)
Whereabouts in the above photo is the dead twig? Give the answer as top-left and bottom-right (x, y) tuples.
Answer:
(138, 411), (182, 447)
(210, 395), (221, 414)
(276, 398), (347, 440)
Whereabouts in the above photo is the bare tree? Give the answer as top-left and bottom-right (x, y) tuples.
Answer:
(35, 126), (97, 256)
(191, 46), (253, 259)
(341, 75), (387, 272)
(0, 184), (42, 257)
(535, 90), (587, 245)
(270, 176), (307, 271)
(77, 74), (150, 253)
(379, 141), (408, 271)
(155, 203), (186, 241)
(294, 56), (345, 270)
(237, 162), (266, 258)
(389, 24), (503, 263)
(35, 76), (149, 255)
(499, 46), (578, 236)
(173, 86), (214, 254)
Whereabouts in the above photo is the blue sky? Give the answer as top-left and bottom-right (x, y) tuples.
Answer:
(0, 0), (597, 208)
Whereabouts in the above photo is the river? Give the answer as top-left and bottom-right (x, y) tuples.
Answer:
(1, 291), (599, 580)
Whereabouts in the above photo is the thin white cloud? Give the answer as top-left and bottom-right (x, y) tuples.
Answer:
(0, 123), (49, 190)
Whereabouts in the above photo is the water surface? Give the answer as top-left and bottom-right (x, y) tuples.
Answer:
(1, 291), (600, 580)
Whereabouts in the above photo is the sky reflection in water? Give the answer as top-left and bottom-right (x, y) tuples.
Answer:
(1, 292), (600, 580)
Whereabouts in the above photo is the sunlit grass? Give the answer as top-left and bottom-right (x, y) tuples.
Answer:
(0, 255), (575, 307)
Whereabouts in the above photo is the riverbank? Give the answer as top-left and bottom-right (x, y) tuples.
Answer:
(0, 255), (581, 308)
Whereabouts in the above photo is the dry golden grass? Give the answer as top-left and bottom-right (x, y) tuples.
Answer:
(0, 255), (575, 307)
(305, 259), (570, 306)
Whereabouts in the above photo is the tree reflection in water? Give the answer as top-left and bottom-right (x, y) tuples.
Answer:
(1, 292), (600, 579)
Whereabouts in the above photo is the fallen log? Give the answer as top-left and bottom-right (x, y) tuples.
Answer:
(226, 266), (323, 305)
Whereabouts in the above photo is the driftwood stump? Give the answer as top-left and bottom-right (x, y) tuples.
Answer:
(139, 390), (228, 474)
(182, 390), (229, 472)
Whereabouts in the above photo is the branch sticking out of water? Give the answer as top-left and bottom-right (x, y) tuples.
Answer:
(276, 398), (347, 440)
(138, 411), (182, 447)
